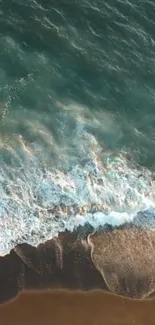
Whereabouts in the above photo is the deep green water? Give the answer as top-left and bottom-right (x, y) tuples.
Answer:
(1, 0), (155, 166)
(0, 0), (155, 254)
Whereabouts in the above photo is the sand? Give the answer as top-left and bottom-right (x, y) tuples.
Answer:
(1, 225), (155, 324)
(0, 289), (155, 325)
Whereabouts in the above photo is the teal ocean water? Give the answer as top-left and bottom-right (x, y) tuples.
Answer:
(1, 0), (155, 254)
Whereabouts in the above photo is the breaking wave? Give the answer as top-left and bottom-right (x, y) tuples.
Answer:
(0, 119), (155, 256)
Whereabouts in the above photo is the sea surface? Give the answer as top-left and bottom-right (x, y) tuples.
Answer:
(0, 0), (155, 255)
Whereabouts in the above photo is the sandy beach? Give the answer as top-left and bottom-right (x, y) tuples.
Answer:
(1, 226), (155, 324)
(0, 289), (155, 325)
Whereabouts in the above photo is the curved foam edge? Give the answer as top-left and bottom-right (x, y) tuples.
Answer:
(88, 226), (155, 299)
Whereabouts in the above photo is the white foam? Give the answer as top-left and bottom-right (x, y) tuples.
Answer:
(0, 133), (155, 256)
(0, 98), (155, 255)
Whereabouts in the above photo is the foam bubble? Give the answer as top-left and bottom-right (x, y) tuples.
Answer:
(0, 136), (155, 256)
(0, 97), (155, 255)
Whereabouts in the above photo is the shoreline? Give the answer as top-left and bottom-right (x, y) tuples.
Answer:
(0, 224), (155, 304)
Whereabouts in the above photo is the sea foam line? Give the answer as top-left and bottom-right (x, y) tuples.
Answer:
(0, 139), (155, 256)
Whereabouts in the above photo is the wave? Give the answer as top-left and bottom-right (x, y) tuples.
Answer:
(0, 129), (155, 256)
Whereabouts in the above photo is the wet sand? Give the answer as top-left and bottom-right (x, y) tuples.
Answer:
(0, 289), (155, 325)
(1, 225), (155, 324)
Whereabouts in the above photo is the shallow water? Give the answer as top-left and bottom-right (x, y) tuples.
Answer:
(1, 0), (155, 254)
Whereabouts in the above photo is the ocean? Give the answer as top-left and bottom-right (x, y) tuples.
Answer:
(0, 0), (155, 255)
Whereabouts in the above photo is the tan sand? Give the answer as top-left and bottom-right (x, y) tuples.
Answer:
(1, 226), (155, 324)
(0, 289), (155, 325)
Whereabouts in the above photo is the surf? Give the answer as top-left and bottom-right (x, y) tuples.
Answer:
(0, 129), (155, 256)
